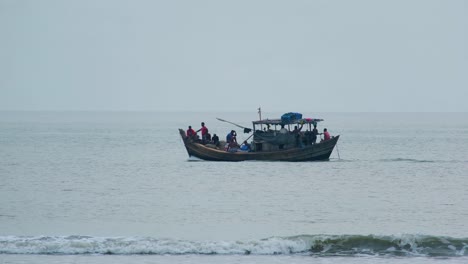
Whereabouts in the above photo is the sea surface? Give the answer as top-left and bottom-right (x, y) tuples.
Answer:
(1, 111), (467, 264)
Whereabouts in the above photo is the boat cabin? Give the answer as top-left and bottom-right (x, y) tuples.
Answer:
(251, 117), (323, 152)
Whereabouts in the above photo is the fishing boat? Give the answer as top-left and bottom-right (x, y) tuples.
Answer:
(178, 112), (339, 162)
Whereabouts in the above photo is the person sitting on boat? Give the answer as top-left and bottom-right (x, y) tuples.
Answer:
(322, 128), (331, 141)
(212, 134), (220, 147)
(186, 126), (197, 139)
(239, 141), (251, 152)
(196, 122), (209, 143)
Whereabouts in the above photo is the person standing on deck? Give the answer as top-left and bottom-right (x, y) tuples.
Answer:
(292, 123), (303, 134)
(225, 130), (238, 151)
(304, 129), (312, 145)
(311, 125), (318, 144)
(197, 122), (209, 143)
(292, 123), (304, 147)
(279, 124), (288, 134)
(278, 124), (288, 149)
(226, 130), (237, 144)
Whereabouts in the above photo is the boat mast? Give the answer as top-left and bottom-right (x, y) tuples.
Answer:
(258, 107), (262, 131)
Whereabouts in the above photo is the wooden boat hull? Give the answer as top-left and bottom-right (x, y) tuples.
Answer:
(178, 129), (339, 162)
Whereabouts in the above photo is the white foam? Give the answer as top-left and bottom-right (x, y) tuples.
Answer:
(0, 236), (311, 255)
(1, 234), (467, 256)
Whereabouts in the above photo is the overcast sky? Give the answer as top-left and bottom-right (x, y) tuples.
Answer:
(1, 0), (466, 112)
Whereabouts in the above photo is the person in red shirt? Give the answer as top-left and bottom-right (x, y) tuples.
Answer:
(186, 125), (196, 139)
(323, 128), (331, 141)
(197, 122), (209, 142)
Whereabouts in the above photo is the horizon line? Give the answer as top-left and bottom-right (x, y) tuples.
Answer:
(0, 110), (467, 114)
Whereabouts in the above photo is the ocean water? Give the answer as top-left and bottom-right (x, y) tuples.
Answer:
(1, 111), (467, 264)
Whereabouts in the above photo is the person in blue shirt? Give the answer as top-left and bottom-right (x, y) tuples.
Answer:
(225, 130), (238, 151)
(226, 130), (237, 144)
(240, 141), (251, 152)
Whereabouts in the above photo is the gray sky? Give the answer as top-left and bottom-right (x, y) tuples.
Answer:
(1, 0), (467, 112)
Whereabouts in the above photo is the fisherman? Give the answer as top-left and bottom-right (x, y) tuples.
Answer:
(239, 140), (251, 152)
(197, 122), (209, 143)
(322, 128), (331, 141)
(311, 125), (318, 144)
(186, 126), (196, 139)
(226, 130), (238, 151)
(292, 123), (304, 147)
(279, 124), (288, 134)
(212, 134), (220, 147)
(304, 129), (312, 145)
(292, 123), (304, 134)
(226, 130), (237, 144)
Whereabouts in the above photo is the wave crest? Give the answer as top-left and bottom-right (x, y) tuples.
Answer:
(1, 234), (467, 257)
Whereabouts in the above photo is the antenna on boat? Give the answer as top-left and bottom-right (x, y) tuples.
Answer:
(258, 107), (262, 120)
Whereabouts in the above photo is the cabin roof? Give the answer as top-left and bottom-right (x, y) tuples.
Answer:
(252, 118), (324, 125)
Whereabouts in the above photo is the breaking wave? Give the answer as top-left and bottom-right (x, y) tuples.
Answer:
(1, 234), (467, 257)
